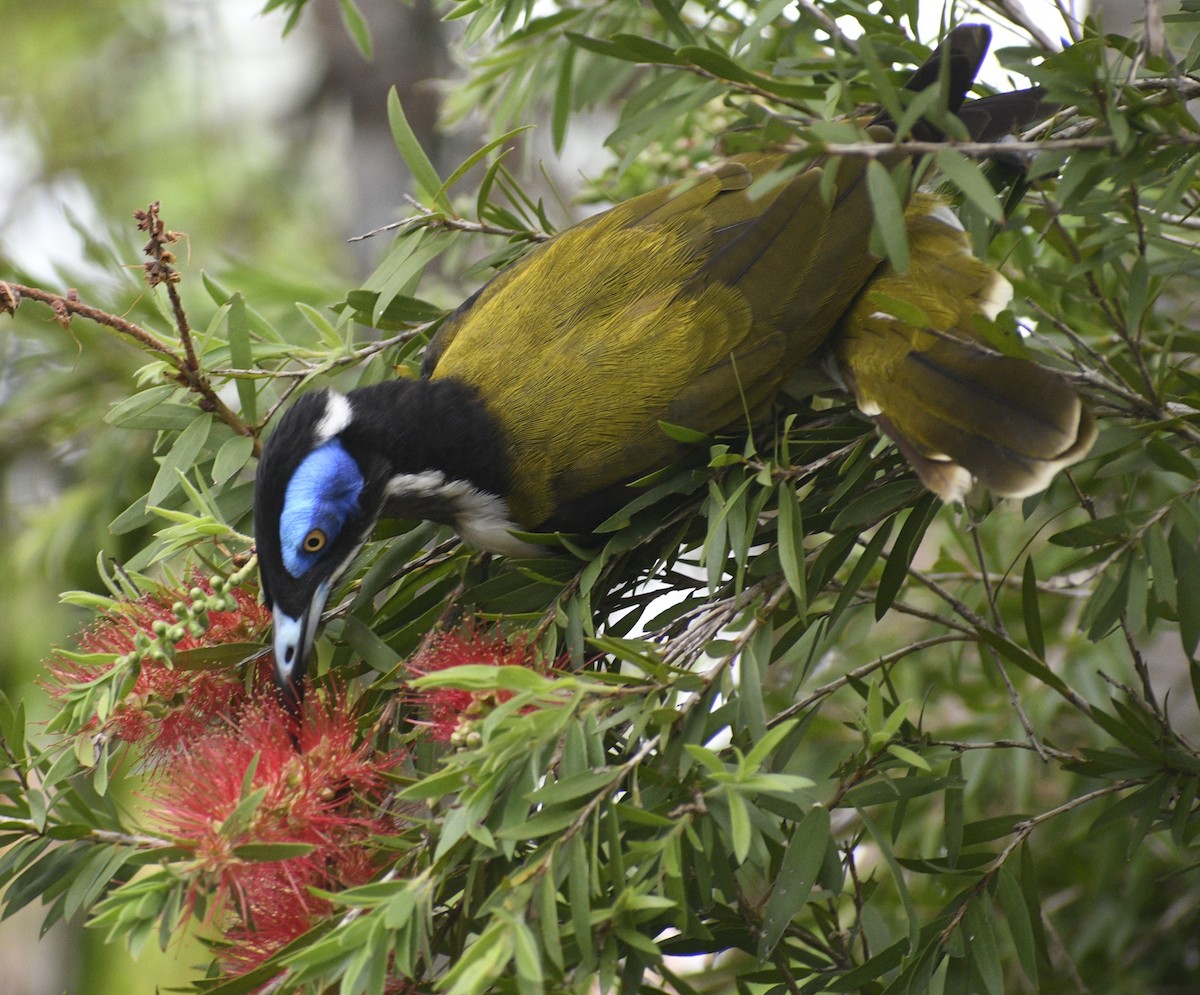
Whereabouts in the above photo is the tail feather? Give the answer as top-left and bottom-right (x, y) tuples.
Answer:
(835, 196), (1096, 501)
(876, 341), (1097, 499)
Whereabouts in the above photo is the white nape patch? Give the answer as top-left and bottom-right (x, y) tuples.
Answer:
(868, 310), (898, 322)
(859, 398), (882, 416)
(927, 202), (965, 231)
(386, 471), (543, 557)
(315, 390), (353, 444)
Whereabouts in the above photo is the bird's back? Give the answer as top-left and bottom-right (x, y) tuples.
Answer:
(425, 146), (893, 527)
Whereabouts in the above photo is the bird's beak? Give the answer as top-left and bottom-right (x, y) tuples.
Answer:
(271, 579), (331, 711)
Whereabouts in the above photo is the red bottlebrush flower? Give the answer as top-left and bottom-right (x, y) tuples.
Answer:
(44, 575), (273, 757)
(146, 689), (398, 977)
(405, 625), (542, 744)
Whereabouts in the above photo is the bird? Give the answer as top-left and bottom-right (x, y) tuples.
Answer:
(253, 24), (1096, 705)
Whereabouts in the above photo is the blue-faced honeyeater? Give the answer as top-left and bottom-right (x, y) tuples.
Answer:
(253, 25), (1096, 704)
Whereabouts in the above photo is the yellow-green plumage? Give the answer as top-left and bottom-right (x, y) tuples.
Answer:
(835, 195), (1096, 500)
(417, 24), (1095, 527)
(427, 147), (902, 526)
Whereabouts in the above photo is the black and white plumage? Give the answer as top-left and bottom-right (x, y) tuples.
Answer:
(253, 380), (534, 704)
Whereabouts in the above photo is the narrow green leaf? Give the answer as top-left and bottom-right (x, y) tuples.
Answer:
(1018, 557), (1045, 659)
(725, 791), (751, 864)
(212, 434), (255, 486)
(173, 642), (261, 671)
(965, 899), (1004, 995)
(567, 836), (594, 966)
(387, 87), (450, 211)
(408, 664), (554, 694)
(527, 769), (615, 806)
(887, 743), (931, 771)
(148, 414), (212, 506)
(1171, 525), (1200, 657)
(867, 162), (909, 273)
(552, 44), (575, 152)
(974, 628), (1075, 700)
(295, 302), (342, 349)
(649, 0), (694, 43)
(936, 149), (1003, 222)
(776, 484), (807, 610)
(225, 293), (257, 422)
(758, 806), (830, 956)
(440, 920), (513, 995)
(512, 918), (544, 988)
(997, 865), (1039, 987)
(677, 46), (755, 83)
(435, 128), (531, 204)
(536, 871), (564, 971)
(945, 757), (964, 868)
(876, 493), (938, 618)
(338, 0), (373, 57)
(231, 842), (317, 861)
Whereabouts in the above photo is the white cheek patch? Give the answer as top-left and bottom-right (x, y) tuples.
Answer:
(386, 471), (542, 557)
(280, 440), (364, 577)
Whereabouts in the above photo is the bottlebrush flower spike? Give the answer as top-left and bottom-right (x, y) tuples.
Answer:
(45, 574), (272, 757)
(147, 689), (398, 977)
(405, 625), (545, 745)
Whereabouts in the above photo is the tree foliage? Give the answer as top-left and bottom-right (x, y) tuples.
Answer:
(3, 1), (1200, 993)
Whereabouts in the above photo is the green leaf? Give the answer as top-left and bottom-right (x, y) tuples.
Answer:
(231, 842), (317, 861)
(338, 0), (373, 58)
(440, 920), (514, 995)
(649, 0), (694, 43)
(758, 806), (830, 956)
(211, 434), (255, 486)
(172, 642), (262, 671)
(677, 46), (755, 83)
(387, 87), (450, 212)
(867, 160), (909, 273)
(997, 864), (1039, 987)
(876, 493), (938, 618)
(776, 483), (807, 610)
(725, 790), (752, 863)
(965, 898), (1004, 995)
(408, 664), (554, 694)
(887, 743), (931, 771)
(936, 149), (1003, 222)
(148, 414), (212, 506)
(526, 769), (615, 806)
(1171, 525), (1200, 657)
(974, 628), (1076, 701)
(225, 293), (257, 422)
(1021, 556), (1046, 658)
(105, 387), (197, 431)
(567, 835), (594, 966)
(552, 43), (575, 152)
(435, 127), (532, 204)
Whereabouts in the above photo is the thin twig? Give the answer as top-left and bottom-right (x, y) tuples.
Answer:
(937, 779), (1142, 944)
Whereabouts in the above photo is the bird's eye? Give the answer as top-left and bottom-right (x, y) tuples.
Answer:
(303, 529), (328, 553)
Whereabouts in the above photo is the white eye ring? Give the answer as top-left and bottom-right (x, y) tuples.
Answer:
(303, 528), (328, 553)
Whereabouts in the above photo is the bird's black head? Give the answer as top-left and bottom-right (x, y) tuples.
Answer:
(254, 389), (385, 707)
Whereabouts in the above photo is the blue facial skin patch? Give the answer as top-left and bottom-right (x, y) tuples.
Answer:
(280, 440), (364, 578)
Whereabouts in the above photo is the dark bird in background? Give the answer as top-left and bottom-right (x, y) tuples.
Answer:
(253, 24), (1096, 706)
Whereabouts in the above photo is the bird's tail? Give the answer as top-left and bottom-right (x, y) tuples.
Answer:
(835, 198), (1096, 501)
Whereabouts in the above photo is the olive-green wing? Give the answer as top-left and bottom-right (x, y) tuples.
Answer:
(427, 153), (894, 526)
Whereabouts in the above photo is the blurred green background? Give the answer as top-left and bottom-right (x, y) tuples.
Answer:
(0, 1), (462, 988)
